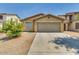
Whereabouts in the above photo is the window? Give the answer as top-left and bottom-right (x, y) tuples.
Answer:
(69, 15), (73, 20)
(25, 22), (33, 31)
(0, 15), (3, 19)
(76, 23), (79, 29)
(66, 15), (73, 20)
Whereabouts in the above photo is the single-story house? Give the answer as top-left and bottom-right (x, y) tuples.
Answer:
(21, 12), (79, 32)
(21, 14), (64, 32)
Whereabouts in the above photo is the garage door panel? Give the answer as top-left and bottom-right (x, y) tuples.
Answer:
(37, 22), (61, 32)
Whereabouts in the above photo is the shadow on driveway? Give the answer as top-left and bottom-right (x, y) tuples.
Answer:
(48, 37), (79, 54)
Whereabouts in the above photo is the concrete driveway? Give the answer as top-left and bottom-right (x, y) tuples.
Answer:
(28, 33), (79, 55)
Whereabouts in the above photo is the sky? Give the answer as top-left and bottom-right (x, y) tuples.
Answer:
(0, 3), (79, 19)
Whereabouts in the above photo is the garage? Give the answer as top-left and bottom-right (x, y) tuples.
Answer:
(37, 22), (61, 32)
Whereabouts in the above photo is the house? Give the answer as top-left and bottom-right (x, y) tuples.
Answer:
(59, 12), (79, 32)
(21, 13), (64, 32)
(21, 12), (79, 32)
(0, 13), (20, 25)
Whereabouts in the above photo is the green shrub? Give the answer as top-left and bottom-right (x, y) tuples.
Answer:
(2, 19), (24, 38)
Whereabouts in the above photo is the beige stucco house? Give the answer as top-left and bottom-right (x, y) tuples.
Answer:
(21, 14), (64, 32)
(0, 13), (20, 22)
(21, 12), (79, 32)
(59, 12), (79, 32)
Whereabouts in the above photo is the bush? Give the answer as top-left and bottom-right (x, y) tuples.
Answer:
(2, 19), (24, 38)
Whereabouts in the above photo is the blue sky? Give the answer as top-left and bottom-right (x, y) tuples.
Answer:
(0, 3), (79, 19)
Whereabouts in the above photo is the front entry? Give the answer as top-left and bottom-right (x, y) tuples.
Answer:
(64, 23), (68, 31)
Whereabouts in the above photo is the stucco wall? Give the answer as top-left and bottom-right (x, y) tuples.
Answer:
(69, 20), (79, 31)
(5, 15), (20, 22)
(35, 16), (62, 22)
(24, 15), (44, 22)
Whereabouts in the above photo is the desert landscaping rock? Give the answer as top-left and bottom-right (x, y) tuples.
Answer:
(0, 33), (7, 39)
(0, 32), (36, 55)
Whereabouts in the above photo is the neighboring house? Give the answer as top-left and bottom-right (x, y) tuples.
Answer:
(59, 12), (79, 32)
(0, 13), (20, 26)
(21, 12), (79, 32)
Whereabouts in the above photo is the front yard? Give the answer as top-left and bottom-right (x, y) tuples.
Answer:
(0, 32), (36, 55)
(0, 19), (36, 55)
(0, 31), (79, 55)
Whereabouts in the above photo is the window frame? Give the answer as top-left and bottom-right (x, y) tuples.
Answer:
(0, 15), (3, 19)
(75, 23), (79, 29)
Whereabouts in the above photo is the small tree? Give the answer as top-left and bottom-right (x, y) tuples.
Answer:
(2, 19), (24, 38)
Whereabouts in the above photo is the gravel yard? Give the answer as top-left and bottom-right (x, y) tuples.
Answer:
(0, 32), (36, 55)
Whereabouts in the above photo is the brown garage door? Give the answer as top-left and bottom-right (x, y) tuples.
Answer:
(37, 22), (61, 32)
